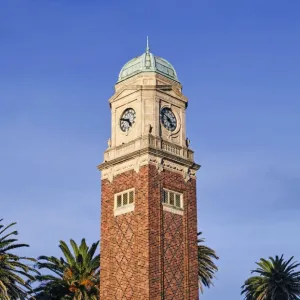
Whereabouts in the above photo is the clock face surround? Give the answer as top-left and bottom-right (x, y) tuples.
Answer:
(160, 107), (177, 131)
(120, 108), (136, 132)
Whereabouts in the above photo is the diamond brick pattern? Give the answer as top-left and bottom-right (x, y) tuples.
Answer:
(163, 210), (184, 300)
(113, 213), (136, 299)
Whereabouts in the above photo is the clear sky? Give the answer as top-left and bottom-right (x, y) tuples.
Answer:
(1, 0), (300, 299)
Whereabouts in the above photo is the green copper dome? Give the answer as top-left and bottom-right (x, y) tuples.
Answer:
(118, 39), (179, 83)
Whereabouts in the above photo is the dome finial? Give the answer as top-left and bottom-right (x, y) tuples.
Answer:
(146, 36), (150, 54)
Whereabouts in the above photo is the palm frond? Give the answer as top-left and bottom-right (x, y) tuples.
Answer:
(197, 231), (219, 293)
(241, 255), (300, 300)
(32, 238), (100, 299)
(0, 219), (37, 299)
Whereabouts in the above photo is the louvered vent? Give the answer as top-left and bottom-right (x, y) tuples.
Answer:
(162, 189), (183, 209)
(114, 189), (135, 216)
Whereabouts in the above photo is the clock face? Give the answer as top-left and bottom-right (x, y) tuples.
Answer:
(160, 107), (177, 131)
(120, 108), (136, 132)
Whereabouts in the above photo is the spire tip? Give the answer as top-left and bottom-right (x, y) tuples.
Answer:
(146, 36), (150, 53)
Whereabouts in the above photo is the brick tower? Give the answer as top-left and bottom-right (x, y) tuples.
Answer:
(98, 41), (200, 300)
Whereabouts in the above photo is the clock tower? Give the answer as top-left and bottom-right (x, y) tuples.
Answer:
(98, 41), (200, 300)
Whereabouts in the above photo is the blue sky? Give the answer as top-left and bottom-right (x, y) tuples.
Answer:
(1, 0), (300, 298)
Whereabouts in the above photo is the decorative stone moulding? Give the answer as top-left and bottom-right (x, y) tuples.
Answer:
(111, 81), (187, 105)
(156, 157), (164, 174)
(100, 153), (199, 183)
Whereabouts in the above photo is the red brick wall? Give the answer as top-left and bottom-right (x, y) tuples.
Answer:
(158, 166), (199, 300)
(100, 164), (199, 300)
(162, 210), (185, 299)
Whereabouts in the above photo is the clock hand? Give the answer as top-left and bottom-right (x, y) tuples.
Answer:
(121, 118), (132, 125)
(163, 114), (172, 124)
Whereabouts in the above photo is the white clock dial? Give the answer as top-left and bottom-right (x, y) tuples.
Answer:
(160, 107), (177, 131)
(120, 108), (136, 132)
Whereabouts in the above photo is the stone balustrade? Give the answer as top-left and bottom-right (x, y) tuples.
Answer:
(103, 135), (194, 162)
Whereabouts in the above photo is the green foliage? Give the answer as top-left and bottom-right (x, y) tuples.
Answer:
(197, 231), (219, 293)
(0, 218), (38, 299)
(33, 238), (100, 300)
(241, 255), (300, 300)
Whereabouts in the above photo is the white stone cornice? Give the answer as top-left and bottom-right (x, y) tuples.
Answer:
(100, 153), (198, 183)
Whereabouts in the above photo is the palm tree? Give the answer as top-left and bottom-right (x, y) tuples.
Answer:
(241, 255), (300, 300)
(0, 218), (37, 299)
(33, 239), (100, 300)
(197, 231), (219, 293)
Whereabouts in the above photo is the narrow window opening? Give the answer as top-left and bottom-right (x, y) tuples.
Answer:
(129, 191), (134, 204)
(169, 192), (175, 205)
(117, 195), (122, 208)
(123, 193), (128, 205)
(175, 194), (181, 208)
(163, 190), (168, 204)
